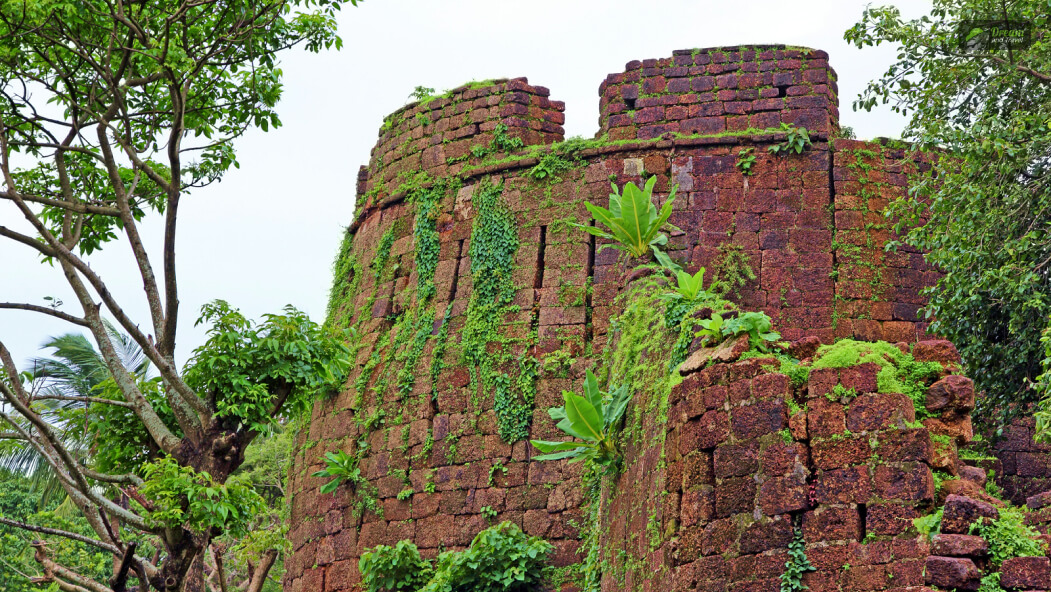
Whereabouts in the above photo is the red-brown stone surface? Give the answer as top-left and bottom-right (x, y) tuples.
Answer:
(925, 556), (980, 591)
(284, 44), (1041, 592)
(941, 494), (1000, 534)
(1001, 556), (1051, 590)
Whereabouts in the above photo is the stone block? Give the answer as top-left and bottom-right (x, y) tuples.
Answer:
(941, 494), (999, 534)
(926, 375), (976, 415)
(930, 534), (989, 558)
(846, 392), (916, 432)
(802, 505), (861, 542)
(1001, 556), (1051, 590)
(924, 556), (980, 591)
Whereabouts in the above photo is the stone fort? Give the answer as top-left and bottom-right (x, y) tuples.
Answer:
(284, 46), (1051, 592)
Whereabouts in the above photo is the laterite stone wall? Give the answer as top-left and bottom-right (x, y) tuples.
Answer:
(282, 46), (1051, 592)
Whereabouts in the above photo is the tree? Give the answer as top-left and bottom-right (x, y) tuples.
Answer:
(0, 1), (359, 590)
(0, 325), (151, 510)
(845, 0), (1051, 429)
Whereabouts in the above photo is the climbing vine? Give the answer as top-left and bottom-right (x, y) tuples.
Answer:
(459, 181), (538, 442)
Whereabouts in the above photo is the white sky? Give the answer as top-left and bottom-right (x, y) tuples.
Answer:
(1, 0), (931, 367)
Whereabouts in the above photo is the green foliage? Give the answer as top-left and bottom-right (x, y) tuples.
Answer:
(0, 0), (353, 252)
(692, 311), (780, 351)
(86, 376), (182, 474)
(311, 450), (364, 495)
(459, 181), (537, 443)
(970, 507), (1048, 569)
(490, 123), (525, 153)
(411, 185), (443, 302)
(531, 370), (632, 469)
(184, 301), (353, 433)
(421, 522), (552, 592)
(359, 540), (434, 592)
(488, 461), (508, 486)
(811, 340), (942, 416)
(327, 231), (364, 326)
(358, 523), (552, 592)
(768, 124), (812, 155)
(780, 528), (815, 592)
(913, 508), (943, 540)
(1035, 323), (1051, 441)
(0, 469), (110, 592)
(977, 572), (1005, 592)
(373, 228), (396, 281)
(140, 456), (266, 538)
(846, 1), (1051, 427)
(526, 137), (591, 181)
(724, 311), (781, 351)
(736, 147), (758, 175)
(410, 86), (437, 101)
(986, 469), (1006, 500)
(710, 243), (757, 298)
(660, 267), (710, 303)
(573, 176), (678, 263)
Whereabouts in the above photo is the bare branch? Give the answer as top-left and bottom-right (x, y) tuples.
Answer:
(0, 303), (90, 327)
(0, 518), (121, 554)
(0, 190), (121, 216)
(34, 393), (135, 408)
(245, 549), (279, 592)
(33, 542), (116, 592)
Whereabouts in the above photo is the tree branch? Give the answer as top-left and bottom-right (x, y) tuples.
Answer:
(0, 518), (121, 554)
(33, 542), (116, 592)
(33, 393), (135, 408)
(245, 549), (279, 592)
(0, 303), (90, 327)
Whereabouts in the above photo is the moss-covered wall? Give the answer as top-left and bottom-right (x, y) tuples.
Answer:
(283, 46), (950, 592)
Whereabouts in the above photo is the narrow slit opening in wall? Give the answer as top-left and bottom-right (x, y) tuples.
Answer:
(448, 239), (464, 303)
(531, 225), (547, 330)
(585, 226), (596, 344)
(858, 503), (867, 541)
(776, 85), (790, 98)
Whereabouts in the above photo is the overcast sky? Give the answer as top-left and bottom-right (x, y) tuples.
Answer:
(1, 0), (931, 368)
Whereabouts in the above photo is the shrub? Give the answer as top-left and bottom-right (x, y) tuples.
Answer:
(422, 522), (552, 592)
(971, 507), (1047, 569)
(359, 540), (433, 592)
(358, 523), (552, 592)
(311, 450), (364, 494)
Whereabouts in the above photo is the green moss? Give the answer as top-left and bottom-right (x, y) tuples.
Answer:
(811, 340), (943, 417)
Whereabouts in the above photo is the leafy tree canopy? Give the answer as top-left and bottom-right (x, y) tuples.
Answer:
(0, 0), (360, 590)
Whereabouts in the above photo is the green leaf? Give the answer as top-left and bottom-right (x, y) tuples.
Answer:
(604, 385), (631, 429)
(530, 440), (586, 452)
(562, 393), (604, 442)
(583, 369), (602, 411)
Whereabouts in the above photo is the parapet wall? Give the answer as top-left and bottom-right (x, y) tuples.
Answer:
(283, 46), (1047, 592)
(598, 46), (838, 140)
(359, 78), (565, 212)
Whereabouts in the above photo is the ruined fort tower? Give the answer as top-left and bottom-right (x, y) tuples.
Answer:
(284, 47), (1051, 592)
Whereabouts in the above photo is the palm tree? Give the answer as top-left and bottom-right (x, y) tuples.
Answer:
(0, 322), (151, 509)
